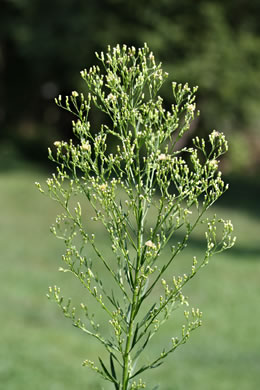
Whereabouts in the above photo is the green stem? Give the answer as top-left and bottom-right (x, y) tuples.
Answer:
(122, 254), (142, 389)
(121, 283), (139, 390)
(122, 156), (144, 390)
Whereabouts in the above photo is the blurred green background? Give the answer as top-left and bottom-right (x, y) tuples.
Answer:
(1, 0), (259, 389)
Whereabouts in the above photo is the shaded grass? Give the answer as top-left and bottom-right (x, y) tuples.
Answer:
(1, 168), (259, 389)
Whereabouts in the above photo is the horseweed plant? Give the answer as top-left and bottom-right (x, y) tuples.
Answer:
(36, 44), (235, 390)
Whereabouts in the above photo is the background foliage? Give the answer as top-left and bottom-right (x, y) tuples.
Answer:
(1, 0), (260, 173)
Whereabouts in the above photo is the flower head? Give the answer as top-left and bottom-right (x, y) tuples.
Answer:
(99, 183), (107, 191)
(81, 140), (91, 152)
(145, 240), (156, 249)
(158, 153), (167, 161)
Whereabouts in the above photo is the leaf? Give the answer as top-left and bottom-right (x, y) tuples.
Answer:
(109, 353), (117, 380)
(130, 322), (139, 350)
(107, 290), (120, 310)
(126, 303), (132, 324)
(124, 264), (134, 291)
(139, 303), (156, 327)
(150, 362), (163, 369)
(130, 364), (148, 379)
(141, 277), (150, 297)
(133, 331), (151, 361)
(130, 358), (163, 380)
(98, 357), (116, 384)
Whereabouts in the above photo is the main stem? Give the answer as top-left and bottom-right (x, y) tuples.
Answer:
(122, 147), (144, 390)
(122, 208), (143, 390)
(121, 280), (139, 390)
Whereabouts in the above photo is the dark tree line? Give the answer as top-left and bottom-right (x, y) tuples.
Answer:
(1, 0), (260, 172)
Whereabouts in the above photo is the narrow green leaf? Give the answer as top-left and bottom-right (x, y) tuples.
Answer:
(150, 362), (163, 369)
(130, 322), (139, 350)
(141, 277), (150, 297)
(133, 331), (151, 361)
(139, 303), (156, 327)
(98, 357), (116, 383)
(130, 364), (148, 379)
(124, 264), (134, 291)
(110, 290), (120, 309)
(110, 351), (123, 367)
(109, 353), (117, 380)
(126, 303), (132, 324)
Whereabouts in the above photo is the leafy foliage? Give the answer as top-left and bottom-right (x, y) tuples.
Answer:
(2, 1), (260, 172)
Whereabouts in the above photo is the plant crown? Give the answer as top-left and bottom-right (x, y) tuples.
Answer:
(36, 43), (235, 390)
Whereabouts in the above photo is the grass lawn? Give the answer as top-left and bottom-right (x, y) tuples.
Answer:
(1, 167), (259, 390)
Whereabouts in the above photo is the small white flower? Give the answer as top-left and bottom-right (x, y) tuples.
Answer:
(99, 183), (107, 191)
(54, 141), (61, 147)
(184, 83), (190, 91)
(209, 159), (218, 169)
(211, 130), (220, 138)
(187, 103), (196, 112)
(72, 91), (79, 97)
(107, 93), (116, 102)
(158, 153), (167, 161)
(145, 240), (156, 249)
(81, 141), (91, 152)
